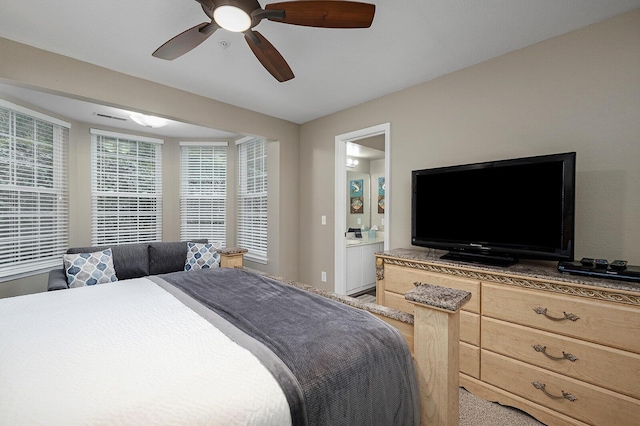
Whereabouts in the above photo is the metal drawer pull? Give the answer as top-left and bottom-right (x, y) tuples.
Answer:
(532, 382), (577, 402)
(533, 307), (580, 322)
(532, 345), (578, 362)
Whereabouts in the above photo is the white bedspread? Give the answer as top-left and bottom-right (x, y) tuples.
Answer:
(0, 278), (292, 425)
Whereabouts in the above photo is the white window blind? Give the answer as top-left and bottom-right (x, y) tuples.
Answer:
(91, 129), (162, 246)
(0, 100), (69, 280)
(236, 137), (267, 263)
(180, 142), (227, 246)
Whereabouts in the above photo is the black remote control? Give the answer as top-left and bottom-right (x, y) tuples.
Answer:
(610, 260), (628, 271)
(580, 257), (594, 266)
(594, 259), (608, 269)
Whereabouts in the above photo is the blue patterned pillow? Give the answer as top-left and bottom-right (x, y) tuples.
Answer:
(185, 242), (221, 271)
(63, 249), (118, 288)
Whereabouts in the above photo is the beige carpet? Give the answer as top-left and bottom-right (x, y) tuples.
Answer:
(355, 293), (376, 304)
(460, 388), (544, 425)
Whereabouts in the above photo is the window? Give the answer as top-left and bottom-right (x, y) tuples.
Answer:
(236, 137), (267, 263)
(180, 142), (227, 246)
(91, 129), (162, 246)
(0, 100), (69, 280)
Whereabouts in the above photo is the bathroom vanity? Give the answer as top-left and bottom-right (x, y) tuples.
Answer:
(346, 236), (384, 295)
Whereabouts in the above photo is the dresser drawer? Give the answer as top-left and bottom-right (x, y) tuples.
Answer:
(482, 351), (640, 426)
(460, 311), (479, 345)
(482, 317), (640, 400)
(460, 341), (480, 379)
(384, 290), (413, 314)
(482, 283), (640, 353)
(383, 264), (480, 313)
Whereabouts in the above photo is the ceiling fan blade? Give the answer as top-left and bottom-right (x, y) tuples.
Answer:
(264, 1), (375, 28)
(152, 22), (218, 60)
(244, 31), (295, 82)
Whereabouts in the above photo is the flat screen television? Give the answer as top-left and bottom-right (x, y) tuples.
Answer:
(411, 152), (576, 266)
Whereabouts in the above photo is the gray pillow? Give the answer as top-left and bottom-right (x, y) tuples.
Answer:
(148, 240), (208, 275)
(67, 243), (150, 280)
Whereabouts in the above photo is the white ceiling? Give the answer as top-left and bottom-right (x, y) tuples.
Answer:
(0, 83), (237, 139)
(347, 142), (384, 161)
(1, 0), (638, 127)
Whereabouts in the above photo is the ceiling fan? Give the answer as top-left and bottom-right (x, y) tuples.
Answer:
(152, 0), (376, 82)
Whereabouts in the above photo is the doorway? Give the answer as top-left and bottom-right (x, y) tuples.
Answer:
(334, 123), (390, 295)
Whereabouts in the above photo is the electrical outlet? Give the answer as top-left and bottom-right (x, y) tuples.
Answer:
(321, 215), (326, 225)
(357, 218), (361, 225)
(321, 271), (327, 282)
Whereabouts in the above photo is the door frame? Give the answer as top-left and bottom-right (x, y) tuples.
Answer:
(334, 123), (390, 295)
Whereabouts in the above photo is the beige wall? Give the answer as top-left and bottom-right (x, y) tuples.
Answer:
(1, 10), (638, 297)
(299, 10), (640, 292)
(0, 38), (300, 297)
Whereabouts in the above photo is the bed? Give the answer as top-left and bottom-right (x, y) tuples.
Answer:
(0, 267), (469, 425)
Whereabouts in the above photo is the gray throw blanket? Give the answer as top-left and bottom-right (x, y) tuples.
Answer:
(157, 268), (420, 426)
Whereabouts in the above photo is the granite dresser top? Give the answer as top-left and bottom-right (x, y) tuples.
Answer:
(377, 248), (640, 295)
(247, 248), (638, 328)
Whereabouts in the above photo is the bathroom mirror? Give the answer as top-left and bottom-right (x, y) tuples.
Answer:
(345, 138), (385, 233)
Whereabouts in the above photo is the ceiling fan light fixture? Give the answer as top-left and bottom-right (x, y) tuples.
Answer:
(130, 113), (168, 128)
(152, 0), (376, 81)
(214, 5), (252, 32)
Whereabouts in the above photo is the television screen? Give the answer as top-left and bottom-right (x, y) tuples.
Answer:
(411, 152), (576, 266)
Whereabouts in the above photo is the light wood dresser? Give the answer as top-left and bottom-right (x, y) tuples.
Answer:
(375, 248), (640, 426)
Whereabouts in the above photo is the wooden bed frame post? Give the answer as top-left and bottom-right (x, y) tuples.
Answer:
(406, 284), (470, 426)
(411, 302), (461, 426)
